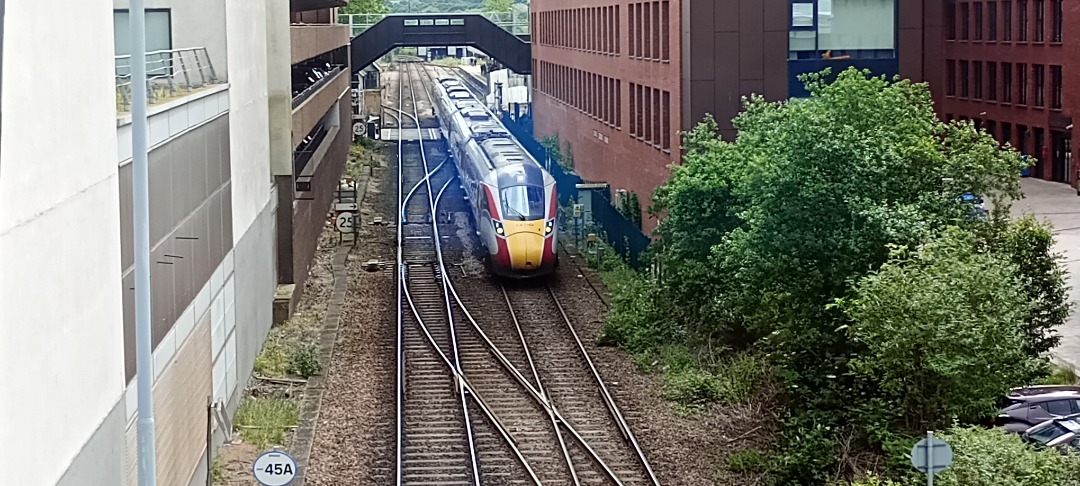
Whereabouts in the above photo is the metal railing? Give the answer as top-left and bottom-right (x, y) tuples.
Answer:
(115, 47), (219, 112)
(338, 11), (530, 37)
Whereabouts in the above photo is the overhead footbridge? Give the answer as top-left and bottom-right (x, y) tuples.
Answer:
(346, 13), (532, 75)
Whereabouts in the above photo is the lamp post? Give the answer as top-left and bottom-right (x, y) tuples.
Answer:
(129, 0), (158, 484)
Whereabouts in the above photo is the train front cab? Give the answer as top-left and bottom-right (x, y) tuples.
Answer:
(484, 182), (558, 279)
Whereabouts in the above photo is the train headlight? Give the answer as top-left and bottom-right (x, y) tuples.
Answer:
(544, 219), (554, 235)
(492, 219), (504, 236)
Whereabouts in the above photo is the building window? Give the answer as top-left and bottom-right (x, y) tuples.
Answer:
(1019, 0), (1028, 41)
(113, 9), (173, 76)
(989, 1), (998, 40)
(947, 1), (957, 40)
(1035, 0), (1045, 42)
(947, 60), (957, 96)
(1051, 65), (1062, 110)
(1018, 63), (1028, 104)
(1002, 122), (1012, 145)
(1034, 64), (1045, 107)
(961, 2), (970, 40)
(788, 0), (897, 60)
(652, 87), (661, 146)
(1003, 62), (1013, 102)
(989, 61), (998, 101)
(1003, 0), (1013, 40)
(974, 2), (984, 40)
(662, 91), (671, 150)
(961, 60), (970, 97)
(1052, 0), (1062, 42)
(616, 80), (622, 128)
(974, 61), (983, 99)
(661, 1), (670, 61)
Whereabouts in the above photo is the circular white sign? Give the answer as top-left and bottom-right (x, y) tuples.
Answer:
(336, 212), (356, 233)
(252, 450), (298, 486)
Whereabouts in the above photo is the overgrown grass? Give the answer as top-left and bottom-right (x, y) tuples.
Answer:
(253, 310), (323, 379)
(430, 57), (462, 67)
(727, 448), (770, 473)
(234, 397), (300, 449)
(571, 235), (767, 412)
(211, 455), (224, 482)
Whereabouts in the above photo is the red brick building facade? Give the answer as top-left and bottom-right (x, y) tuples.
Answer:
(531, 0), (683, 231)
(529, 0), (930, 230)
(929, 0), (1080, 187)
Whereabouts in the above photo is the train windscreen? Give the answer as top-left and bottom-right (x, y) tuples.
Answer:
(500, 185), (546, 221)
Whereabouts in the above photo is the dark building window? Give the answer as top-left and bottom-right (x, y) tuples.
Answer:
(1003, 62), (1013, 102)
(961, 60), (970, 97)
(1052, 0), (1063, 42)
(615, 5), (621, 54)
(1019, 0), (1028, 41)
(662, 91), (671, 150)
(652, 87), (661, 145)
(947, 1), (957, 40)
(1034, 64), (1045, 107)
(974, 61), (984, 99)
(985, 120), (997, 137)
(1018, 124), (1029, 155)
(975, 2), (984, 40)
(1035, 127), (1045, 170)
(1002, 122), (1012, 145)
(947, 60), (957, 96)
(989, 61), (998, 101)
(1003, 0), (1013, 41)
(961, 2), (971, 40)
(1035, 0), (1045, 42)
(989, 1), (998, 40)
(1051, 65), (1062, 110)
(661, 1), (670, 61)
(1018, 63), (1028, 104)
(616, 80), (622, 128)
(788, 0), (898, 60)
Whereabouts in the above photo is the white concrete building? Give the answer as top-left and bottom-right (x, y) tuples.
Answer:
(0, 0), (288, 484)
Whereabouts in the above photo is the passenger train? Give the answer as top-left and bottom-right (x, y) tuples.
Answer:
(431, 76), (558, 278)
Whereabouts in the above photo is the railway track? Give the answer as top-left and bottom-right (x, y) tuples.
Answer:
(392, 59), (659, 485)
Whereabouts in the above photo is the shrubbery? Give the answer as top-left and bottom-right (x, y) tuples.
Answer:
(598, 67), (1072, 484)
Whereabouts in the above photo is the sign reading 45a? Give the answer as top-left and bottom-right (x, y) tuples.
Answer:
(252, 450), (298, 486)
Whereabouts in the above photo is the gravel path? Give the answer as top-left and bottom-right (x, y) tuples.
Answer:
(305, 147), (399, 484)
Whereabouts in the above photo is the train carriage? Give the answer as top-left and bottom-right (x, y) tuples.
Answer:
(431, 76), (559, 278)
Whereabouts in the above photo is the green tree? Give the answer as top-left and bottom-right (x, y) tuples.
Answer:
(988, 215), (1072, 361)
(341, 0), (388, 14)
(482, 0), (514, 12)
(837, 228), (1038, 436)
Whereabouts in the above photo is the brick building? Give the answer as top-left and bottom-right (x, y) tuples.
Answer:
(929, 0), (1080, 187)
(530, 0), (929, 230)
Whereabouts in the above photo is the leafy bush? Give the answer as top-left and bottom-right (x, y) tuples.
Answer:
(934, 425), (1080, 486)
(287, 342), (322, 378)
(838, 228), (1038, 436)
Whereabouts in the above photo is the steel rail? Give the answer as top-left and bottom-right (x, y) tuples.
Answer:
(393, 93), (545, 486)
(442, 281), (628, 486)
(394, 56), (405, 486)
(500, 286), (581, 485)
(547, 287), (661, 486)
(405, 61), (482, 486)
(421, 64), (626, 485)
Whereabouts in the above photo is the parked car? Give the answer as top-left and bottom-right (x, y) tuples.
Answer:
(1021, 413), (1080, 451)
(996, 385), (1080, 433)
(957, 192), (989, 219)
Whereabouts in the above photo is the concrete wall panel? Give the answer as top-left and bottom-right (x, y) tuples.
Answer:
(0, 1), (124, 482)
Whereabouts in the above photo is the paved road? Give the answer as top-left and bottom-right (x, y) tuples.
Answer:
(1012, 178), (1080, 370)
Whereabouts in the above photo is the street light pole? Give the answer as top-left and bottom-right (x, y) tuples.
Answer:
(129, 0), (158, 484)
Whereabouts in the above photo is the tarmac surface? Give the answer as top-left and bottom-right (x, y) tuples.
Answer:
(1013, 178), (1080, 370)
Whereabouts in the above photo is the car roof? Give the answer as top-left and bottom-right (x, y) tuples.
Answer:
(1008, 385), (1080, 399)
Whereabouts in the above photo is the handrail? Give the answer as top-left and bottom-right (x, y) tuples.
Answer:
(114, 47), (219, 112)
(338, 12), (530, 36)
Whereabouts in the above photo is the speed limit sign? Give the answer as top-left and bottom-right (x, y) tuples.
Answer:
(252, 450), (298, 486)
